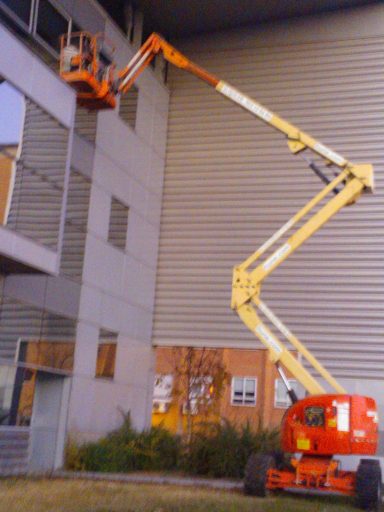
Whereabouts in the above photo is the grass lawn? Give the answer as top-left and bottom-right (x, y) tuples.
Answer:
(0, 478), (362, 512)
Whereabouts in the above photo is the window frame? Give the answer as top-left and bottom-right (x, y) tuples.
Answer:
(181, 375), (213, 416)
(0, 0), (35, 31)
(230, 376), (257, 407)
(33, 0), (73, 56)
(0, 0), (75, 58)
(107, 196), (129, 251)
(95, 329), (118, 380)
(153, 373), (173, 413)
(118, 84), (139, 130)
(274, 378), (299, 409)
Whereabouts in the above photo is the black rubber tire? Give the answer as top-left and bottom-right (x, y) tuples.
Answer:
(355, 459), (382, 511)
(244, 453), (275, 497)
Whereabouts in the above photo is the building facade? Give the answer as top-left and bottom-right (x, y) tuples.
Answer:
(0, 0), (383, 475)
(0, 0), (168, 473)
(152, 347), (302, 434)
(153, 3), (384, 456)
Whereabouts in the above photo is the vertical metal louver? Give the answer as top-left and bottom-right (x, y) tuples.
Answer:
(119, 85), (139, 129)
(153, 29), (384, 380)
(60, 170), (91, 281)
(7, 98), (68, 249)
(108, 197), (129, 250)
(74, 107), (98, 144)
(0, 297), (76, 360)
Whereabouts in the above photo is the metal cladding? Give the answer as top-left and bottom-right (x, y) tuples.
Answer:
(153, 15), (384, 380)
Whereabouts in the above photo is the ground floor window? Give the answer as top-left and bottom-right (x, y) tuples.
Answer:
(231, 377), (257, 406)
(153, 374), (173, 413)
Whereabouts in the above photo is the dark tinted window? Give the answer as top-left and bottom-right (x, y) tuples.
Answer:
(1, 0), (32, 25)
(36, 0), (69, 52)
(108, 197), (129, 251)
(119, 85), (138, 129)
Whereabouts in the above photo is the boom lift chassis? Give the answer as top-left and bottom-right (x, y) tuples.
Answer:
(59, 32), (380, 510)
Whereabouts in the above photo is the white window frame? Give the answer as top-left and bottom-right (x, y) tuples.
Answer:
(33, 0), (73, 56)
(153, 373), (173, 414)
(0, 0), (35, 32)
(274, 378), (299, 409)
(231, 376), (257, 407)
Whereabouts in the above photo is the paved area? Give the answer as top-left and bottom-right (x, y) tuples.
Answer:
(54, 470), (243, 490)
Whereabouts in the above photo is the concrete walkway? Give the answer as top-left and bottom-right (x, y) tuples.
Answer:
(54, 470), (243, 491)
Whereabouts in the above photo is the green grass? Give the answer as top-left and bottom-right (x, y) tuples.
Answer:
(0, 478), (360, 512)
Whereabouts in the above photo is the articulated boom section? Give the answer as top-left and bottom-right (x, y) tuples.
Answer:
(59, 31), (374, 396)
(231, 163), (373, 395)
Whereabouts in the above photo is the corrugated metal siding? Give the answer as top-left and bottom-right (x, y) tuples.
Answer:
(153, 26), (384, 379)
(7, 98), (68, 249)
(74, 107), (98, 144)
(0, 298), (76, 360)
(60, 170), (91, 281)
(0, 427), (29, 476)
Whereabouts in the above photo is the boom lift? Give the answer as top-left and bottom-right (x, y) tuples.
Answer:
(59, 32), (380, 509)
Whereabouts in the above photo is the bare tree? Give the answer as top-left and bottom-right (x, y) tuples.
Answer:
(169, 347), (229, 442)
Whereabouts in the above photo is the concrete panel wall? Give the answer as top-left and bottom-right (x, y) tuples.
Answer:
(62, 4), (169, 437)
(0, 0), (169, 455)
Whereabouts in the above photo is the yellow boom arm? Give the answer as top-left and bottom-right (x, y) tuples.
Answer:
(60, 33), (374, 395)
(117, 34), (374, 396)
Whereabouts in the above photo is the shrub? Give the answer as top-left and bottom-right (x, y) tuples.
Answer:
(65, 414), (279, 479)
(66, 413), (181, 473)
(183, 420), (280, 478)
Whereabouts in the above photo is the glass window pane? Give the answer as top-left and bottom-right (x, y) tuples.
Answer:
(154, 374), (173, 400)
(233, 378), (243, 393)
(1, 0), (32, 25)
(245, 379), (255, 394)
(95, 329), (118, 379)
(290, 379), (299, 396)
(276, 380), (285, 401)
(36, 0), (69, 52)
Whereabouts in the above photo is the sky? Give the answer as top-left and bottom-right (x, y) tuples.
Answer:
(0, 81), (24, 146)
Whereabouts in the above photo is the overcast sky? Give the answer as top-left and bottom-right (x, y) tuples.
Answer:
(0, 82), (24, 145)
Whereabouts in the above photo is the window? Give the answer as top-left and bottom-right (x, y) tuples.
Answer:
(0, 80), (69, 250)
(182, 376), (213, 415)
(274, 379), (300, 409)
(95, 329), (117, 379)
(119, 86), (138, 129)
(0, 299), (76, 426)
(108, 197), (129, 250)
(0, 0), (33, 27)
(231, 377), (257, 406)
(35, 0), (71, 53)
(153, 374), (173, 413)
(0, 0), (77, 57)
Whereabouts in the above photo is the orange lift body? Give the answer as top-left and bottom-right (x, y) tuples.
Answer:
(59, 32), (380, 509)
(269, 395), (378, 496)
